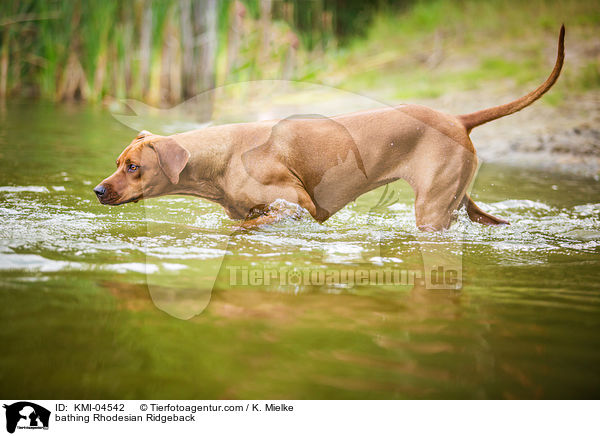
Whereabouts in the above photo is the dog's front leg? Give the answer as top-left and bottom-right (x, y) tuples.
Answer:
(234, 204), (291, 229)
(237, 212), (286, 229)
(236, 198), (311, 229)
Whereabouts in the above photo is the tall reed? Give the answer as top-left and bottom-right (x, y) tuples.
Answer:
(0, 0), (390, 105)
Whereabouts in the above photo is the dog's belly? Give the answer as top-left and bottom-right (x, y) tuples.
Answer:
(300, 116), (428, 216)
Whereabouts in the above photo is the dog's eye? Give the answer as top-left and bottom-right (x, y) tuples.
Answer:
(127, 164), (139, 173)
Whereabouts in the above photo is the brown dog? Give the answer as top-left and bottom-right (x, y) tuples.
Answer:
(95, 26), (564, 231)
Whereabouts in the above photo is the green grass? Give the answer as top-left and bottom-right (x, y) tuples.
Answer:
(321, 0), (600, 103)
(1, 0), (598, 105)
(578, 61), (600, 90)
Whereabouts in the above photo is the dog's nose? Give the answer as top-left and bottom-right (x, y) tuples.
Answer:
(93, 185), (106, 197)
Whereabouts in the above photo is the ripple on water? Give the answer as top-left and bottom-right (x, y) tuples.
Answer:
(0, 189), (599, 275)
(0, 186), (50, 193)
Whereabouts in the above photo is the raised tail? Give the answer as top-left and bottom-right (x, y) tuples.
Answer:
(458, 25), (565, 132)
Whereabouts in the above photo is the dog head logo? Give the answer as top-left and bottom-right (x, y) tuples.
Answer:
(3, 402), (50, 433)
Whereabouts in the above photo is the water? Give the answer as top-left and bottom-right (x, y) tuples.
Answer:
(1, 101), (599, 399)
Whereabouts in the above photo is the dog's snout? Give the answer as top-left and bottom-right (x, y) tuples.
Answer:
(93, 185), (106, 197)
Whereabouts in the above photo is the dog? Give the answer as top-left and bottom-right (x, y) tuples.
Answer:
(95, 26), (564, 232)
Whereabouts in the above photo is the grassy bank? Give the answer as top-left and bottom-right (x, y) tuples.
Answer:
(0, 0), (598, 106)
(321, 0), (600, 103)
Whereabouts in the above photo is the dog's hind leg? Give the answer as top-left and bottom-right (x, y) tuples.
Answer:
(412, 145), (478, 232)
(414, 185), (466, 232)
(463, 194), (509, 225)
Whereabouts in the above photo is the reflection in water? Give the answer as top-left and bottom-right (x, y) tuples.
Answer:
(0, 103), (599, 398)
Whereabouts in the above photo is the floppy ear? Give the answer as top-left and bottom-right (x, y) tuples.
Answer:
(149, 137), (190, 184)
(136, 130), (152, 140)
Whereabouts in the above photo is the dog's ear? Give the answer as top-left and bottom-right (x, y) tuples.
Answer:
(136, 130), (152, 139)
(137, 130), (152, 139)
(149, 137), (190, 185)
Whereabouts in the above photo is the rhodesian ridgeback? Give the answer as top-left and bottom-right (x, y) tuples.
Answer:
(95, 26), (564, 231)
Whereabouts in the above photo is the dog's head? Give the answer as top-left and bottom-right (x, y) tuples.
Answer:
(94, 130), (190, 205)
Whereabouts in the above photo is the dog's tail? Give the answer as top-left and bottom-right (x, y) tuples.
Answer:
(463, 194), (509, 226)
(457, 25), (565, 133)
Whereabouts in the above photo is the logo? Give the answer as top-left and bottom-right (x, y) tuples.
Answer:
(3, 402), (50, 433)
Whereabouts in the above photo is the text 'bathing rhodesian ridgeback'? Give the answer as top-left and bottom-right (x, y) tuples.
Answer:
(95, 26), (564, 232)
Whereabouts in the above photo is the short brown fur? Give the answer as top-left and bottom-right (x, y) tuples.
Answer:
(95, 26), (565, 232)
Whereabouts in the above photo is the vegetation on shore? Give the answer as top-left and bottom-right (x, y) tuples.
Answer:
(0, 0), (392, 104)
(324, 0), (599, 103)
(0, 0), (598, 106)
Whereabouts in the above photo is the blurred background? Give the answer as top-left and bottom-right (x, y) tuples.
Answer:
(0, 0), (597, 106)
(1, 1), (600, 400)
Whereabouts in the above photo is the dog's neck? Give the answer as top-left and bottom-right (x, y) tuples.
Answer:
(168, 133), (230, 203)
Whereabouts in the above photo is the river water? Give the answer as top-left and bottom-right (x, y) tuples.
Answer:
(1, 101), (599, 399)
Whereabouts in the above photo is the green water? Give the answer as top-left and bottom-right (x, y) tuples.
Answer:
(1, 101), (599, 399)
